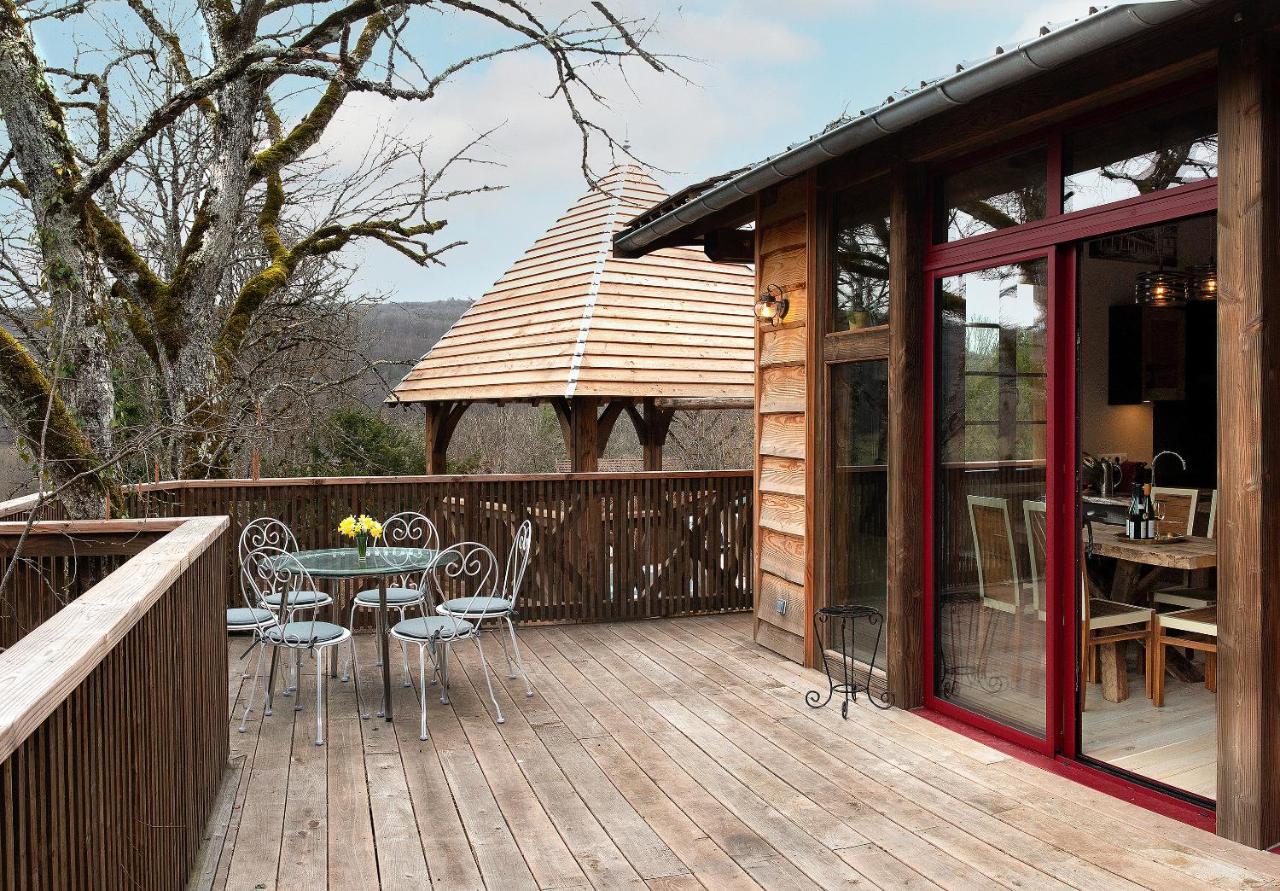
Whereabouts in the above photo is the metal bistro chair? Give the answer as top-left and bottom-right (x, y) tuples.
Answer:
(342, 511), (440, 686)
(238, 518), (333, 694)
(391, 542), (505, 739)
(436, 519), (534, 699)
(238, 546), (362, 746)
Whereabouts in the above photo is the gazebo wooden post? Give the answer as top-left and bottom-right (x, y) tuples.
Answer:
(1216, 30), (1280, 849)
(553, 397), (601, 473)
(642, 398), (674, 472)
(423, 401), (468, 474)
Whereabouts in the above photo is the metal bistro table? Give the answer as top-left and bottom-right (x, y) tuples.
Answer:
(282, 546), (444, 721)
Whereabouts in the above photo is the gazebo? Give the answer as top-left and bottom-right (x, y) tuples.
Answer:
(388, 164), (755, 472)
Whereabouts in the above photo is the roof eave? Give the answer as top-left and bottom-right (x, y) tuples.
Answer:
(613, 0), (1216, 258)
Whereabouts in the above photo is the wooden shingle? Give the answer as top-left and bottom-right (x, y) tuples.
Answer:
(389, 165), (755, 404)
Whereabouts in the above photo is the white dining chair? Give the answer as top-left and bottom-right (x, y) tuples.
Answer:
(343, 511), (439, 686)
(435, 520), (534, 698)
(238, 517), (333, 695)
(238, 546), (362, 746)
(391, 542), (505, 739)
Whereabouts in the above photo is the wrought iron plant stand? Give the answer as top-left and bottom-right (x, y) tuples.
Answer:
(807, 604), (893, 717)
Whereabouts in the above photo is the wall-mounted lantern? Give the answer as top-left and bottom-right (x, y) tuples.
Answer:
(754, 284), (788, 325)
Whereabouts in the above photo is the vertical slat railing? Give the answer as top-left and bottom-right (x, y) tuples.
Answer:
(0, 517), (229, 890)
(122, 472), (753, 622)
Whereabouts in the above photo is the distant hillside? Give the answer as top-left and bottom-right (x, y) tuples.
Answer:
(353, 299), (470, 405)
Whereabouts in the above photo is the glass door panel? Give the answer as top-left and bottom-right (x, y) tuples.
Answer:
(830, 359), (889, 667)
(933, 258), (1050, 738)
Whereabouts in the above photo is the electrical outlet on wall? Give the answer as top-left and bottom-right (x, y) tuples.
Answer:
(1096, 452), (1127, 464)
(775, 597), (789, 616)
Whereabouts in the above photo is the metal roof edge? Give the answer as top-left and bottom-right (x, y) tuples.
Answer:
(613, 0), (1216, 257)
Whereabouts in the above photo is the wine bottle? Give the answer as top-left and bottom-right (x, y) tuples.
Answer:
(1142, 483), (1156, 539)
(1127, 487), (1142, 539)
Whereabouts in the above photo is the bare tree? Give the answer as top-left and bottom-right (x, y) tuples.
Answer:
(0, 0), (670, 516)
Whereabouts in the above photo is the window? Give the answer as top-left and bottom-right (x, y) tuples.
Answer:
(832, 188), (891, 331)
(829, 359), (889, 668)
(934, 148), (1047, 243)
(1063, 89), (1217, 214)
(933, 258), (1049, 738)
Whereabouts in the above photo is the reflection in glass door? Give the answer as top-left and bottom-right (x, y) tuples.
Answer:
(830, 359), (889, 667)
(931, 257), (1051, 739)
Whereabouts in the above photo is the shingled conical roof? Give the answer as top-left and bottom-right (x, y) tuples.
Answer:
(389, 164), (754, 404)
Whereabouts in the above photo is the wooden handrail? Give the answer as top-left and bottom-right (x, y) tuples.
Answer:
(131, 469), (752, 491)
(0, 515), (227, 762)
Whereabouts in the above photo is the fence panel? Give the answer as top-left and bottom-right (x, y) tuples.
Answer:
(0, 518), (229, 890)
(124, 472), (754, 623)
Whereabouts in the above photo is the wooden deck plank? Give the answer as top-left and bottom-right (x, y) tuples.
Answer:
(681, 617), (1271, 884)
(205, 618), (1280, 891)
(451, 644), (687, 885)
(516, 627), (819, 891)
(326, 646), (379, 891)
(669, 618), (1269, 891)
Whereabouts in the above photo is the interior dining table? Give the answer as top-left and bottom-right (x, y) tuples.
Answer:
(1086, 524), (1216, 697)
(1088, 524), (1217, 600)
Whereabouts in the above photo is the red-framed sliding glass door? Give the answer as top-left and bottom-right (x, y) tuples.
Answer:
(923, 246), (1075, 755)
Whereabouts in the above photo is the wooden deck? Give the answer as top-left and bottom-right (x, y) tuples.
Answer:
(195, 614), (1280, 890)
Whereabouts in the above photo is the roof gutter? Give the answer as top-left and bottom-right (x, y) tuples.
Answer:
(614, 0), (1216, 257)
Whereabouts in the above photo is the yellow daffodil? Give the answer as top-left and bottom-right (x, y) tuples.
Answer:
(368, 521), (383, 539)
(338, 515), (357, 538)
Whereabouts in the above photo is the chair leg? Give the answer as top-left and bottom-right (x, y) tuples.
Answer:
(1153, 635), (1166, 707)
(239, 639), (269, 733)
(315, 648), (326, 746)
(265, 645), (280, 716)
(1144, 628), (1154, 700)
(472, 633), (505, 724)
(400, 608), (412, 688)
(1205, 650), (1217, 693)
(495, 622), (516, 679)
(294, 647), (305, 710)
(350, 638), (367, 720)
(438, 642), (450, 705)
(418, 644), (430, 741)
(504, 616), (534, 698)
(341, 599), (360, 682)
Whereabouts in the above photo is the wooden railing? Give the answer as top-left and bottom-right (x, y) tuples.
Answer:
(0, 516), (230, 889)
(122, 471), (754, 623)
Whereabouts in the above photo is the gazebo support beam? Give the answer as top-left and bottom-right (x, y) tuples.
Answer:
(552, 397), (601, 472)
(423, 401), (469, 474)
(626, 399), (674, 472)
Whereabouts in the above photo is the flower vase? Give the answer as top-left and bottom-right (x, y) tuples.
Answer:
(356, 534), (368, 567)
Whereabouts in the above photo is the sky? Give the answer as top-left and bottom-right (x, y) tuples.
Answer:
(327, 0), (1099, 304)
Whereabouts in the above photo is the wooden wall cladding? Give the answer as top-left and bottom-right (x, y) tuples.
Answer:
(753, 177), (812, 661)
(759, 365), (806, 414)
(759, 413), (806, 459)
(759, 457), (805, 496)
(760, 326), (806, 366)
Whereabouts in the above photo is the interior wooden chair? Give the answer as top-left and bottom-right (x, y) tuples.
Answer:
(1152, 606), (1218, 708)
(1022, 500), (1050, 623)
(1080, 517), (1155, 708)
(1154, 490), (1217, 610)
(966, 495), (1029, 683)
(1150, 486), (1200, 537)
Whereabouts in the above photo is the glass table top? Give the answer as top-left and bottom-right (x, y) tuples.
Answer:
(265, 546), (444, 578)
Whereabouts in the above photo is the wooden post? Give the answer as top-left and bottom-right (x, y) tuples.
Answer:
(424, 404), (444, 474)
(642, 399), (673, 471)
(1215, 30), (1280, 850)
(566, 397), (600, 472)
(423, 401), (468, 474)
(887, 165), (926, 709)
